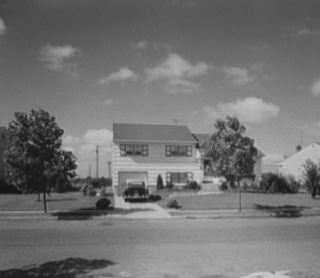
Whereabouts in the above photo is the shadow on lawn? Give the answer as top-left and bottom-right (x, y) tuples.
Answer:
(0, 257), (116, 278)
(52, 207), (154, 220)
(254, 204), (310, 218)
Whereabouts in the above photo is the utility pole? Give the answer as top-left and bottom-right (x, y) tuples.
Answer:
(108, 161), (112, 179)
(96, 145), (99, 179)
(89, 165), (91, 178)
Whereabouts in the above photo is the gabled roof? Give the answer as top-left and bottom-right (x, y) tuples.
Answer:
(113, 123), (198, 144)
(277, 143), (320, 166)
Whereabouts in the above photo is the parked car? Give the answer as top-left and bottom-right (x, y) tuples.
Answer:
(123, 179), (149, 202)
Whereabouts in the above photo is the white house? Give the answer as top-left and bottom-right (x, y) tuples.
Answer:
(112, 123), (264, 195)
(278, 143), (320, 182)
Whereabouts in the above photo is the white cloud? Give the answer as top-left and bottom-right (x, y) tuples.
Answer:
(145, 53), (210, 94)
(311, 78), (320, 96)
(223, 66), (255, 86)
(39, 44), (82, 77)
(293, 27), (320, 37)
(97, 67), (140, 85)
(103, 99), (113, 106)
(204, 97), (280, 124)
(0, 17), (6, 35)
(131, 41), (148, 53)
(63, 129), (113, 177)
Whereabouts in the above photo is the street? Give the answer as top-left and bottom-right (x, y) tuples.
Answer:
(1, 217), (320, 278)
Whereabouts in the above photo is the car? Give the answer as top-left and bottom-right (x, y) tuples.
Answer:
(122, 179), (149, 202)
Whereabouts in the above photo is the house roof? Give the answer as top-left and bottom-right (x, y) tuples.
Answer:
(277, 143), (320, 166)
(113, 123), (198, 144)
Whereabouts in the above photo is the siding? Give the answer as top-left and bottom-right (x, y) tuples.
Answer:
(0, 130), (6, 183)
(113, 142), (202, 190)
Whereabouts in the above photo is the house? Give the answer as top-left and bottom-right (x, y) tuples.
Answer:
(112, 123), (264, 195)
(278, 143), (320, 182)
(0, 127), (6, 185)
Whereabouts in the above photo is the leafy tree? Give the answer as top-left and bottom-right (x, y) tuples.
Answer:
(4, 109), (77, 213)
(202, 116), (257, 211)
(302, 159), (320, 199)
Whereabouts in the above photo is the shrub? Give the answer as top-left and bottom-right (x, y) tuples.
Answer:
(149, 194), (162, 202)
(220, 181), (228, 191)
(263, 173), (297, 194)
(81, 183), (96, 196)
(156, 174), (164, 190)
(166, 182), (175, 189)
(187, 180), (199, 191)
(96, 198), (111, 210)
(166, 199), (180, 209)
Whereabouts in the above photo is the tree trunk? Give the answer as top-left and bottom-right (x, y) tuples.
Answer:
(238, 180), (241, 212)
(312, 186), (317, 199)
(43, 181), (47, 213)
(38, 191), (40, 201)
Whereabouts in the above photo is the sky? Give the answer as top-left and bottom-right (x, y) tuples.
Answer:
(1, 0), (320, 177)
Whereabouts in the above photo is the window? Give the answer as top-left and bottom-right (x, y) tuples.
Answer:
(166, 172), (193, 184)
(166, 145), (192, 157)
(120, 144), (148, 156)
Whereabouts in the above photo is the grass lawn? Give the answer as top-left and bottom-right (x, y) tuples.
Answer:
(0, 192), (113, 212)
(156, 191), (320, 211)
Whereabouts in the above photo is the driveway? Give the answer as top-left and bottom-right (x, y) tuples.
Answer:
(113, 196), (171, 219)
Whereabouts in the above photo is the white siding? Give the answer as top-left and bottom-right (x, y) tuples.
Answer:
(113, 142), (202, 193)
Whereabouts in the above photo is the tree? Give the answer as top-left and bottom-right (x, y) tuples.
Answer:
(302, 159), (320, 199)
(157, 174), (164, 190)
(4, 109), (77, 213)
(202, 116), (257, 211)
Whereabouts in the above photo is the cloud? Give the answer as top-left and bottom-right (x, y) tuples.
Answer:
(310, 78), (320, 96)
(223, 66), (255, 86)
(131, 41), (148, 53)
(63, 129), (113, 177)
(145, 53), (210, 94)
(293, 27), (320, 37)
(0, 17), (6, 35)
(204, 97), (280, 124)
(103, 99), (113, 106)
(97, 67), (140, 85)
(39, 44), (82, 77)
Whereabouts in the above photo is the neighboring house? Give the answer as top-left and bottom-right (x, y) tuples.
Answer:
(278, 143), (320, 182)
(112, 123), (264, 195)
(0, 127), (6, 185)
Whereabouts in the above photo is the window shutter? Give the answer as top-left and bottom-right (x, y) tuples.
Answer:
(166, 145), (171, 156)
(166, 172), (171, 183)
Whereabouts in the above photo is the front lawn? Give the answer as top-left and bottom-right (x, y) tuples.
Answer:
(156, 191), (320, 210)
(0, 192), (114, 212)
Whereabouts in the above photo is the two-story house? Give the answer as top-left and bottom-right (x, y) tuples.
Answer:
(113, 123), (264, 195)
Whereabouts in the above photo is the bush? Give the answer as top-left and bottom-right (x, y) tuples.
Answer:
(166, 182), (175, 189)
(96, 198), (111, 210)
(166, 198), (181, 209)
(263, 173), (297, 194)
(148, 194), (162, 202)
(156, 174), (164, 190)
(81, 183), (96, 196)
(186, 180), (199, 191)
(220, 181), (228, 191)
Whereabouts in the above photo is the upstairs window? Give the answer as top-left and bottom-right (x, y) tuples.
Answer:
(166, 145), (192, 157)
(120, 144), (148, 156)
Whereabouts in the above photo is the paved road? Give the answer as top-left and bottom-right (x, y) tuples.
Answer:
(1, 217), (320, 278)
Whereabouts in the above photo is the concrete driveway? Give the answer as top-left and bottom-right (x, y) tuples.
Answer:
(113, 196), (171, 219)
